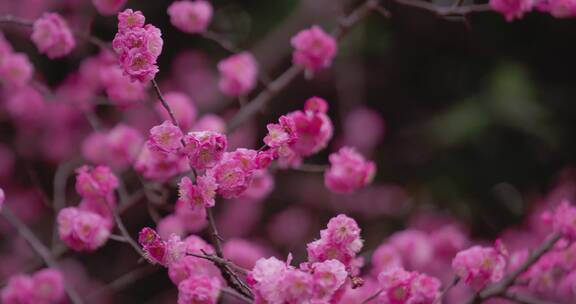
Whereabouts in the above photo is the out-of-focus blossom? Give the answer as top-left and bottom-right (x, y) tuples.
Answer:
(31, 13), (75, 59)
(223, 238), (268, 269)
(92, 0), (128, 16)
(377, 267), (441, 304)
(57, 207), (111, 251)
(291, 25), (337, 72)
(168, 0), (213, 34)
(217, 52), (258, 97)
(490, 0), (533, 21)
(452, 242), (508, 290)
(324, 146), (376, 194)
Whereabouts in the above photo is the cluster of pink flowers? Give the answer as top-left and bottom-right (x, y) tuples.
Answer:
(490, 0), (576, 21)
(550, 200), (576, 239)
(291, 25), (337, 73)
(82, 124), (144, 169)
(138, 227), (187, 266)
(92, 0), (127, 16)
(138, 228), (223, 303)
(168, 0), (213, 34)
(183, 130), (228, 169)
(325, 146), (376, 194)
(1, 268), (65, 304)
(112, 9), (163, 82)
(57, 166), (119, 251)
(248, 256), (348, 303)
(217, 52), (259, 97)
(31, 13), (75, 59)
(262, 96), (334, 168)
(451, 241), (508, 290)
(178, 175), (217, 209)
(376, 267), (441, 304)
(307, 214), (364, 271)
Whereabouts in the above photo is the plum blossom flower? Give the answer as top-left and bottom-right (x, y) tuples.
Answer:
(291, 25), (337, 72)
(452, 242), (508, 290)
(57, 207), (111, 251)
(178, 175), (217, 209)
(217, 52), (259, 97)
(183, 131), (227, 170)
(490, 0), (533, 21)
(324, 146), (376, 194)
(31, 13), (76, 59)
(168, 0), (213, 34)
(148, 121), (184, 153)
(177, 275), (221, 304)
(113, 9), (162, 82)
(377, 267), (441, 304)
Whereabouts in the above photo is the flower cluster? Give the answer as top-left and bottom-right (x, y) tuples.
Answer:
(183, 130), (228, 169)
(1, 269), (65, 304)
(291, 25), (337, 73)
(551, 200), (576, 239)
(168, 0), (213, 34)
(377, 267), (441, 304)
(248, 257), (348, 303)
(92, 0), (127, 16)
(57, 165), (119, 251)
(178, 175), (217, 209)
(263, 96), (334, 168)
(217, 52), (259, 97)
(112, 9), (163, 82)
(31, 13), (75, 59)
(307, 214), (364, 271)
(451, 241), (508, 290)
(324, 146), (376, 194)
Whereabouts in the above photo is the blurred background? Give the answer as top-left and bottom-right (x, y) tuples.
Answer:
(1, 0), (576, 302)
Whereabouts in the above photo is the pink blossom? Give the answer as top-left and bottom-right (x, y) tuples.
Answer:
(371, 244), (403, 275)
(113, 10), (162, 82)
(208, 149), (259, 199)
(1, 274), (33, 304)
(183, 131), (227, 169)
(177, 275), (221, 304)
(388, 230), (434, 271)
(307, 214), (363, 270)
(264, 115), (298, 148)
(377, 268), (441, 304)
(324, 146), (376, 194)
(118, 9), (145, 33)
(175, 199), (208, 232)
(57, 207), (111, 251)
(168, 0), (213, 34)
(248, 257), (289, 303)
(0, 53), (33, 87)
(31, 13), (75, 59)
(191, 114), (226, 133)
(552, 200), (576, 239)
(82, 124), (144, 169)
(0, 187), (4, 211)
(281, 269), (314, 303)
(291, 25), (337, 72)
(138, 227), (186, 266)
(239, 170), (275, 201)
(100, 64), (148, 107)
(149, 121), (184, 153)
(490, 0), (533, 21)
(223, 238), (267, 269)
(452, 244), (508, 290)
(75, 165), (119, 199)
(178, 174), (217, 209)
(135, 144), (190, 181)
(155, 92), (198, 131)
(31, 269), (65, 303)
(541, 0), (576, 17)
(217, 52), (259, 97)
(4, 87), (45, 124)
(344, 107), (385, 152)
(311, 259), (348, 299)
(157, 215), (186, 239)
(92, 0), (128, 16)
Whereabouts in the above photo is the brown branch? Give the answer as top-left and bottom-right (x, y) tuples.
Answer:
(227, 0), (380, 133)
(361, 288), (384, 304)
(221, 286), (253, 304)
(151, 78), (180, 128)
(1, 207), (84, 304)
(393, 0), (492, 16)
(202, 30), (242, 54)
(434, 276), (459, 304)
(465, 233), (562, 304)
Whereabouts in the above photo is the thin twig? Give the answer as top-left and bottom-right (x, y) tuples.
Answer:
(151, 78), (179, 128)
(393, 0), (492, 16)
(1, 207), (84, 304)
(221, 286), (253, 304)
(361, 288), (384, 304)
(226, 0), (379, 133)
(202, 31), (242, 53)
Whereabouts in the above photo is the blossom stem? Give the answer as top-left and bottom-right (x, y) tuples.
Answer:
(1, 206), (84, 304)
(151, 78), (180, 128)
(361, 288), (384, 304)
